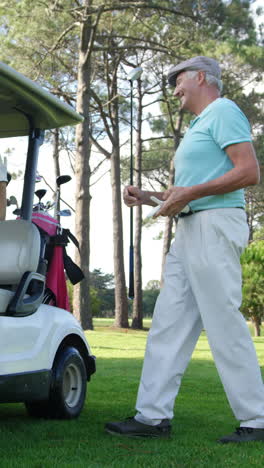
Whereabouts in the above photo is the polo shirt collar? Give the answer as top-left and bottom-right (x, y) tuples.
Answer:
(190, 97), (222, 128)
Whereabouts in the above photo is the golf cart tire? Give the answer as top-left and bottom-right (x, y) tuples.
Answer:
(25, 347), (87, 419)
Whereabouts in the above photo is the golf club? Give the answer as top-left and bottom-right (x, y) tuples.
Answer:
(35, 189), (47, 210)
(45, 200), (55, 211)
(127, 66), (143, 299)
(7, 195), (18, 208)
(54, 174), (72, 218)
(58, 209), (71, 217)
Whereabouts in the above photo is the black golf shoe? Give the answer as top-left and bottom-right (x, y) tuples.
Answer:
(105, 417), (171, 438)
(218, 427), (264, 444)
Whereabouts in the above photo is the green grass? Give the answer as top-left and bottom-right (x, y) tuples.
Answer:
(0, 319), (263, 467)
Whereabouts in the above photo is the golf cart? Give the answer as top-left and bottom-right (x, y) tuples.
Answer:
(0, 61), (95, 418)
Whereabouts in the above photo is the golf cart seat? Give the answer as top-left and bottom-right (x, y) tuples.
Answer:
(0, 219), (45, 316)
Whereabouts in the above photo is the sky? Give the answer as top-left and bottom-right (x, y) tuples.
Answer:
(1, 0), (263, 288)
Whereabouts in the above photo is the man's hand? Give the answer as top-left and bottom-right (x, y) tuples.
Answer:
(154, 186), (192, 218)
(123, 186), (146, 207)
(0, 156), (8, 183)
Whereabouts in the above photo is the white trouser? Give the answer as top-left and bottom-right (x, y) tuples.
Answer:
(135, 208), (264, 428)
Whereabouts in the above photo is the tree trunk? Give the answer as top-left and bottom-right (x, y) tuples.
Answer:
(132, 78), (143, 329)
(73, 2), (93, 330)
(253, 316), (261, 337)
(246, 191), (254, 242)
(111, 73), (129, 328)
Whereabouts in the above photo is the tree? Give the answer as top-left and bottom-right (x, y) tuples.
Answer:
(142, 279), (160, 317)
(73, 0), (99, 330)
(90, 268), (114, 289)
(241, 241), (264, 336)
(89, 44), (130, 327)
(90, 287), (101, 316)
(131, 77), (144, 329)
(90, 269), (115, 316)
(145, 279), (160, 290)
(142, 289), (160, 318)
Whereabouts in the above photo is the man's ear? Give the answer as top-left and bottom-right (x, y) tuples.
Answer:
(197, 70), (206, 85)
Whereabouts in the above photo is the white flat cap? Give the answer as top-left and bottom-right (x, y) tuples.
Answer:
(168, 56), (221, 87)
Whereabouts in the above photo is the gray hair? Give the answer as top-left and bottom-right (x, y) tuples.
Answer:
(185, 70), (223, 93)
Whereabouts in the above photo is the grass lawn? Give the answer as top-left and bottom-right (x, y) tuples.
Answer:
(0, 318), (263, 467)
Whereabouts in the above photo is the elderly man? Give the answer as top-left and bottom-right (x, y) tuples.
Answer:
(105, 56), (264, 443)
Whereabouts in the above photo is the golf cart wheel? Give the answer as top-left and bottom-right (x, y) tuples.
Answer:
(25, 347), (87, 419)
(49, 346), (87, 419)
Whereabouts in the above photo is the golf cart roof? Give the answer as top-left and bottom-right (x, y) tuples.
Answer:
(0, 61), (84, 138)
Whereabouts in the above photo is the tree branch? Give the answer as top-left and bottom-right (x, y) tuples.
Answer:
(94, 2), (197, 22)
(90, 88), (115, 146)
(89, 132), (112, 159)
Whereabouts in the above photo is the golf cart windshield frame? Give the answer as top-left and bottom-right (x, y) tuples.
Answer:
(21, 127), (44, 220)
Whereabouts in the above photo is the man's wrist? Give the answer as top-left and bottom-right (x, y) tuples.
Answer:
(141, 191), (151, 205)
(186, 185), (200, 202)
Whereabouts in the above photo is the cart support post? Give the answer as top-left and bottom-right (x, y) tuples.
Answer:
(21, 128), (45, 221)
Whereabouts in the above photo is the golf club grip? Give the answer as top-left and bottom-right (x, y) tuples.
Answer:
(128, 245), (134, 299)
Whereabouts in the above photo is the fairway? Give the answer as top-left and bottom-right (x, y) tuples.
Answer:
(0, 319), (263, 467)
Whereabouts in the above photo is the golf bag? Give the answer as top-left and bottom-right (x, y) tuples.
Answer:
(31, 211), (84, 311)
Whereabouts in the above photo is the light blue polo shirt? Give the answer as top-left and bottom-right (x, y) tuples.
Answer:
(174, 98), (252, 210)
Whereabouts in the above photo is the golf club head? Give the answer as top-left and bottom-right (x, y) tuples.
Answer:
(45, 201), (55, 210)
(56, 175), (71, 187)
(13, 208), (21, 216)
(9, 195), (18, 206)
(58, 209), (71, 217)
(35, 189), (47, 202)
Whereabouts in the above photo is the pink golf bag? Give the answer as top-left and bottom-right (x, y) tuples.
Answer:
(31, 211), (84, 311)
